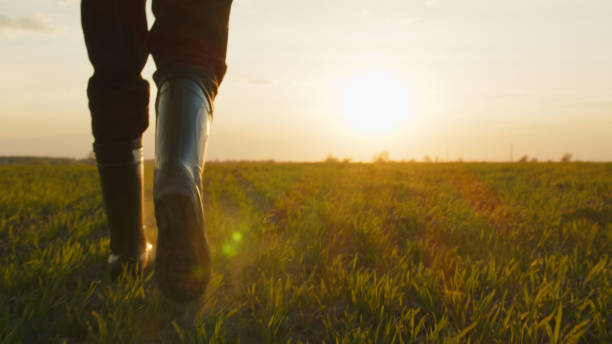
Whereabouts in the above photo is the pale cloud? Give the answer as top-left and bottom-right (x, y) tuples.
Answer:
(0, 13), (55, 33)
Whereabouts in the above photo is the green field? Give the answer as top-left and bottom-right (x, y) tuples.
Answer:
(1, 162), (610, 343)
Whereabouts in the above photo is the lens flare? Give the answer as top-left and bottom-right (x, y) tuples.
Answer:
(232, 232), (243, 242)
(222, 243), (237, 257)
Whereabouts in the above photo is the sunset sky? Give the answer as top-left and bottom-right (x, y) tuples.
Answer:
(0, 0), (611, 161)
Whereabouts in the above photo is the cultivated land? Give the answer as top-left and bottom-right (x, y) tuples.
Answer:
(1, 162), (611, 343)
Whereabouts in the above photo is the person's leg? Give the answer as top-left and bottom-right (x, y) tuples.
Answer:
(148, 0), (233, 301)
(148, 0), (233, 99)
(81, 0), (151, 279)
(82, 0), (150, 144)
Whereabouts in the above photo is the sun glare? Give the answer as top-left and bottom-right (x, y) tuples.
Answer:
(340, 72), (413, 135)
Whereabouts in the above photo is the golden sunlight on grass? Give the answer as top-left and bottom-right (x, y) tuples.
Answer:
(339, 71), (413, 135)
(2, 162), (611, 342)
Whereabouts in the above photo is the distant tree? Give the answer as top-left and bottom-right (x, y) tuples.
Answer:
(456, 157), (464, 162)
(561, 153), (572, 163)
(342, 157), (352, 164)
(530, 157), (539, 163)
(86, 151), (96, 161)
(372, 151), (390, 163)
(325, 154), (340, 163)
(518, 155), (528, 163)
(424, 155), (432, 163)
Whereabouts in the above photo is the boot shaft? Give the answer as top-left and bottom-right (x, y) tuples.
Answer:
(96, 144), (146, 257)
(155, 78), (211, 173)
(154, 77), (212, 206)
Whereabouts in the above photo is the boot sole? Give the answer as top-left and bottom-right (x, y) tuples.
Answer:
(155, 193), (211, 302)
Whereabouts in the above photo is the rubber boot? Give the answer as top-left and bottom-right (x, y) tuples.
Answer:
(95, 142), (150, 280)
(153, 77), (213, 302)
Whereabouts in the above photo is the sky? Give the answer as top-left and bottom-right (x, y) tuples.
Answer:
(0, 0), (611, 162)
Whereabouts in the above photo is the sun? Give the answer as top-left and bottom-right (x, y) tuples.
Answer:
(339, 71), (413, 135)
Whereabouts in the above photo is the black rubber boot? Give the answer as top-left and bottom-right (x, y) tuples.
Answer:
(153, 77), (213, 302)
(95, 141), (151, 280)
